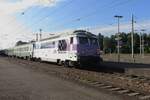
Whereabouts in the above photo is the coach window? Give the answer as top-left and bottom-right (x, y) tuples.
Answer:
(33, 43), (35, 48)
(35, 44), (38, 49)
(35, 44), (40, 49)
(70, 37), (73, 44)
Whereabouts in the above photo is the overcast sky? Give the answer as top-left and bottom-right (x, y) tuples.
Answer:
(0, 0), (149, 49)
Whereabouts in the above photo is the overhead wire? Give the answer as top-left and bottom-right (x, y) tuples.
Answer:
(26, 0), (74, 28)
(28, 0), (125, 31)
(9, 0), (138, 42)
(134, 16), (148, 31)
(73, 0), (136, 23)
(44, 0), (136, 32)
(10, 0), (101, 37)
(9, 0), (118, 42)
(7, 0), (75, 38)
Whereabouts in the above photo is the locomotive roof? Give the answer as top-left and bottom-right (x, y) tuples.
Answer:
(40, 30), (97, 41)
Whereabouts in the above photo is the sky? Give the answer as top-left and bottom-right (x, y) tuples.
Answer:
(0, 0), (150, 49)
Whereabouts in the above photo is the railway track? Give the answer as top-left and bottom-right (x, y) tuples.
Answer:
(6, 57), (150, 100)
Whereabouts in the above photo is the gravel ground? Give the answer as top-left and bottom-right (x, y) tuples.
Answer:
(0, 57), (136, 100)
(7, 57), (150, 95)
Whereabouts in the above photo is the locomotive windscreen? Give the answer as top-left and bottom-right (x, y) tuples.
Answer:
(78, 37), (98, 46)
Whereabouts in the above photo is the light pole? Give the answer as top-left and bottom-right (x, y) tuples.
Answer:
(131, 14), (136, 62)
(141, 29), (146, 58)
(114, 15), (123, 62)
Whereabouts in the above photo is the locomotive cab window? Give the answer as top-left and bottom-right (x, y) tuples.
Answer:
(89, 38), (98, 45)
(78, 37), (88, 44)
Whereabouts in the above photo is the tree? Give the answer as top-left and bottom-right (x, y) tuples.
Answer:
(120, 32), (129, 53)
(96, 32), (150, 54)
(103, 37), (111, 53)
(110, 35), (117, 53)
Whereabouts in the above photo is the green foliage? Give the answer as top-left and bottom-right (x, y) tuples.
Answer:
(98, 33), (104, 50)
(103, 36), (111, 53)
(97, 32), (150, 54)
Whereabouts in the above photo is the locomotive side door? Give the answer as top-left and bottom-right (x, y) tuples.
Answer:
(70, 37), (74, 51)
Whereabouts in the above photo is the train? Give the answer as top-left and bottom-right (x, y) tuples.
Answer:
(3, 30), (102, 67)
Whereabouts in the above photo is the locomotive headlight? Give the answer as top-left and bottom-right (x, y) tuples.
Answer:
(69, 52), (78, 61)
(73, 53), (77, 58)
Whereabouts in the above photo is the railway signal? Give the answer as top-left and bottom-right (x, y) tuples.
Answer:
(115, 37), (122, 41)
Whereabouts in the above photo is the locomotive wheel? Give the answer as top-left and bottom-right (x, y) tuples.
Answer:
(57, 60), (62, 66)
(38, 58), (41, 62)
(64, 61), (69, 67)
(68, 61), (74, 67)
(64, 61), (73, 67)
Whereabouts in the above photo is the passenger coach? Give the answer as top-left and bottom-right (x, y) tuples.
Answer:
(6, 43), (33, 59)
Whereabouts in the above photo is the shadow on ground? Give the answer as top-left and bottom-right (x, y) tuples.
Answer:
(76, 61), (150, 75)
